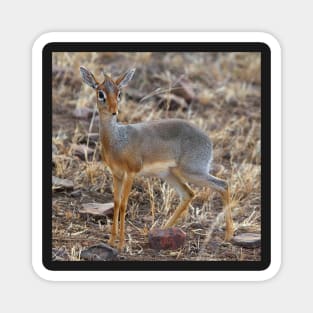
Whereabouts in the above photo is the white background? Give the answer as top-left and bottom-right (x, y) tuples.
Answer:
(0, 0), (311, 312)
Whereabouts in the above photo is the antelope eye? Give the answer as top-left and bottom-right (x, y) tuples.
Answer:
(98, 90), (106, 102)
(117, 91), (122, 102)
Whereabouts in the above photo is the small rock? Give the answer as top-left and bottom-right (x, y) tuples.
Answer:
(79, 202), (114, 217)
(232, 233), (261, 248)
(52, 176), (74, 191)
(148, 227), (186, 250)
(52, 247), (70, 261)
(80, 243), (118, 261)
(70, 189), (82, 198)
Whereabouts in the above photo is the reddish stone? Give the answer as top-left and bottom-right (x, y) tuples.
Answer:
(148, 227), (186, 250)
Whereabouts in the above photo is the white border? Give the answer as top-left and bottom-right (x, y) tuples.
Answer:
(32, 32), (281, 281)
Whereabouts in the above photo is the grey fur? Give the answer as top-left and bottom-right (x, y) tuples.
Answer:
(100, 117), (215, 183)
(118, 68), (136, 88)
(104, 79), (116, 93)
(80, 66), (98, 89)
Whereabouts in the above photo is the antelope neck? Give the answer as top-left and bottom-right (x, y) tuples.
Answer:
(99, 113), (117, 130)
(98, 113), (120, 144)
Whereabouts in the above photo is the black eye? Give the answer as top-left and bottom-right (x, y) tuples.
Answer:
(117, 91), (122, 102)
(98, 90), (106, 102)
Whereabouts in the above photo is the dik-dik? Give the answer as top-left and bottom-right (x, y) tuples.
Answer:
(80, 66), (234, 251)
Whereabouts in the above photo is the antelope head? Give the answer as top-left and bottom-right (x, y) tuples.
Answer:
(80, 66), (136, 116)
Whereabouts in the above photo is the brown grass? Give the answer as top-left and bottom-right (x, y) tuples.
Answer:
(52, 51), (261, 261)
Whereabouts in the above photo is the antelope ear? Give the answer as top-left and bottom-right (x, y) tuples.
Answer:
(116, 68), (136, 88)
(80, 66), (98, 89)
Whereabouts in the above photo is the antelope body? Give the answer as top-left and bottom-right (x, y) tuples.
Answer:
(80, 66), (234, 250)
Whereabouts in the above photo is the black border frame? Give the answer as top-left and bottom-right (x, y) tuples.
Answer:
(43, 42), (271, 271)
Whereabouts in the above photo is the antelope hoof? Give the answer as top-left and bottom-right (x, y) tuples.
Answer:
(224, 230), (234, 242)
(163, 218), (175, 229)
(163, 222), (171, 229)
(107, 237), (116, 247)
(117, 241), (125, 252)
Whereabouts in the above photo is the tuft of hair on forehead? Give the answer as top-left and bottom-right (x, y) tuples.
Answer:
(101, 72), (118, 93)
(103, 79), (116, 93)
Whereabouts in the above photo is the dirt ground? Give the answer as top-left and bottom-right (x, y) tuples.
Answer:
(52, 51), (261, 261)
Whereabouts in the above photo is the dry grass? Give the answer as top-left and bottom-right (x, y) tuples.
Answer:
(52, 51), (261, 261)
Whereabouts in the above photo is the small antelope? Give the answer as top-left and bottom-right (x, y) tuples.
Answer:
(80, 66), (234, 251)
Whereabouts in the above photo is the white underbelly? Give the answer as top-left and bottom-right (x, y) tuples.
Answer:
(139, 161), (176, 178)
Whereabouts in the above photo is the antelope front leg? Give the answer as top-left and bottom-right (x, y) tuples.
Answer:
(108, 174), (124, 247)
(118, 173), (134, 251)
